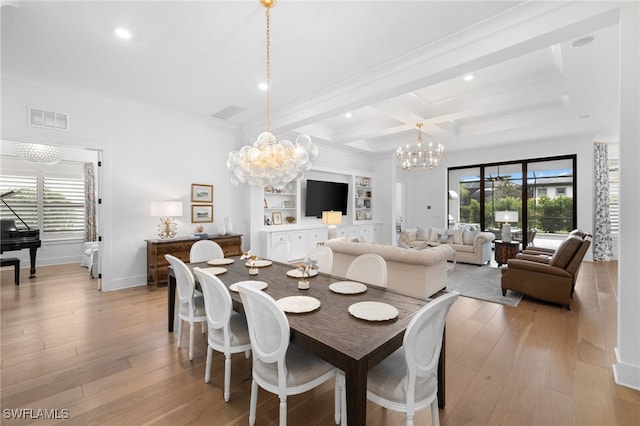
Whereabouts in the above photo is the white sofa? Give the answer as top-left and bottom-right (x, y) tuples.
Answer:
(324, 239), (453, 299)
(399, 226), (495, 266)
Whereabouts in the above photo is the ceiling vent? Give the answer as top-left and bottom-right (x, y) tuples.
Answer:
(210, 105), (246, 120)
(28, 107), (69, 131)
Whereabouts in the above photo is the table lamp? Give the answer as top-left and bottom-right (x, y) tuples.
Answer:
(322, 210), (342, 240)
(151, 201), (183, 239)
(495, 211), (518, 242)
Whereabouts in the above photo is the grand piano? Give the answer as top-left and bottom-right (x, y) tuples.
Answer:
(1, 191), (41, 277)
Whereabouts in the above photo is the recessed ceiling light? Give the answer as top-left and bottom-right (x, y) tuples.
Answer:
(463, 74), (474, 82)
(258, 82), (268, 91)
(114, 27), (132, 40)
(570, 36), (595, 48)
(345, 112), (352, 118)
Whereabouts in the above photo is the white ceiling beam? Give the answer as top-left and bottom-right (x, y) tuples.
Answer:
(245, 2), (620, 138)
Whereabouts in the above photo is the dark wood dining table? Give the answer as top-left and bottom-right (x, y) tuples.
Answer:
(167, 256), (445, 426)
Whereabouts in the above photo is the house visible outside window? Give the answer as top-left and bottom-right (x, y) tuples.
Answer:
(0, 172), (85, 239)
(537, 188), (547, 197)
(556, 187), (566, 196)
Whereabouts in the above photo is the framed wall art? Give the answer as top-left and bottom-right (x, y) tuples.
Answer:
(272, 211), (283, 225)
(192, 204), (213, 223)
(191, 183), (213, 203)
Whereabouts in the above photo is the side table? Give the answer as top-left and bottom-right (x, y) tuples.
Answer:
(494, 240), (520, 266)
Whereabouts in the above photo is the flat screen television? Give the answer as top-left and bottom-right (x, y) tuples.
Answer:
(305, 180), (348, 218)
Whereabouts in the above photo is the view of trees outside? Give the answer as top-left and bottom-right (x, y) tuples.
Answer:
(455, 160), (574, 236)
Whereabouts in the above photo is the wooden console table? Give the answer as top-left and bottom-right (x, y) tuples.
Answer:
(494, 240), (520, 266)
(146, 233), (242, 290)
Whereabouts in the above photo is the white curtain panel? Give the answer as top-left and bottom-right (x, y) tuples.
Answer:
(593, 143), (613, 261)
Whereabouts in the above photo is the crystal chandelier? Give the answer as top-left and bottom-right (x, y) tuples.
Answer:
(396, 123), (444, 171)
(14, 142), (63, 165)
(227, 0), (317, 190)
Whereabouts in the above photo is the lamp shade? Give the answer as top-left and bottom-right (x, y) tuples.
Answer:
(150, 201), (183, 217)
(495, 211), (518, 223)
(322, 210), (342, 226)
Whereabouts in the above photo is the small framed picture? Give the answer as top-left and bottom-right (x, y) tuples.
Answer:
(356, 210), (364, 220)
(192, 204), (213, 223)
(272, 211), (283, 225)
(363, 178), (370, 187)
(191, 184), (213, 203)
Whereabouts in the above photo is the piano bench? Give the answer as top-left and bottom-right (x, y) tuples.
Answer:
(1, 257), (20, 285)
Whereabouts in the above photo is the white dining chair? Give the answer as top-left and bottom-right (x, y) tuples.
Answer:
(190, 239), (224, 263)
(366, 291), (460, 426)
(165, 254), (207, 360)
(307, 245), (333, 274)
(236, 283), (346, 426)
(193, 268), (252, 402)
(346, 253), (388, 286)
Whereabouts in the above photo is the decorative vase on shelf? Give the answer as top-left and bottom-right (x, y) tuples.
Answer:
(224, 217), (233, 233)
(217, 224), (226, 235)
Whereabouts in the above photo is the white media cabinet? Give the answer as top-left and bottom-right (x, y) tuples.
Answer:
(260, 223), (381, 263)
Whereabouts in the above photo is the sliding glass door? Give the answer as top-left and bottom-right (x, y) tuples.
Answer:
(448, 155), (576, 248)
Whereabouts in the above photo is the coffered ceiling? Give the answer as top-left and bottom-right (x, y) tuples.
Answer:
(1, 1), (621, 154)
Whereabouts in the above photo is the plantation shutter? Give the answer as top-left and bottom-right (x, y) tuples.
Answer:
(0, 175), (39, 229)
(42, 176), (85, 234)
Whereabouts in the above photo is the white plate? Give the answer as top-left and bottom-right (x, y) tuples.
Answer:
(200, 267), (227, 275)
(245, 259), (273, 267)
(229, 281), (268, 292)
(329, 281), (367, 295)
(207, 258), (234, 266)
(286, 269), (319, 278)
(348, 301), (399, 321)
(276, 296), (321, 313)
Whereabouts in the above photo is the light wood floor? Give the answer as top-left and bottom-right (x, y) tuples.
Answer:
(1, 261), (638, 425)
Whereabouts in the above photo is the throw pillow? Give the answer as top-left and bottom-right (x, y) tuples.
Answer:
(398, 240), (410, 249)
(462, 229), (478, 245)
(413, 241), (430, 250)
(416, 226), (430, 241)
(398, 229), (417, 246)
(428, 228), (439, 242)
(452, 228), (464, 245)
(437, 231), (452, 244)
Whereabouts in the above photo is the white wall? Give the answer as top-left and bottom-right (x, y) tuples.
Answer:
(1, 76), (248, 291)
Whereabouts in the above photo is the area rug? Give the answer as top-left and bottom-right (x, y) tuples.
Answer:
(445, 263), (522, 307)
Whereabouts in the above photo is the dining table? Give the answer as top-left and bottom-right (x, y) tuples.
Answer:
(167, 256), (446, 426)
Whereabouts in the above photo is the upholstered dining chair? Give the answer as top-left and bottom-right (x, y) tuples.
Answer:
(307, 245), (333, 274)
(193, 268), (252, 402)
(165, 254), (207, 360)
(190, 239), (224, 263)
(367, 291), (460, 426)
(236, 283), (346, 426)
(346, 253), (388, 287)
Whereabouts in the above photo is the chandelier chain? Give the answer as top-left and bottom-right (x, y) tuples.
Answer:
(265, 8), (271, 132)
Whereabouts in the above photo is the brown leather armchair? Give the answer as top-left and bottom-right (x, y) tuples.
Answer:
(501, 234), (591, 309)
(521, 229), (589, 256)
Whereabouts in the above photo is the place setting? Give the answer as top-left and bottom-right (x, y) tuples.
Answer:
(347, 301), (399, 321)
(229, 280), (268, 292)
(276, 295), (321, 314)
(207, 258), (234, 266)
(329, 281), (368, 295)
(198, 267), (227, 275)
